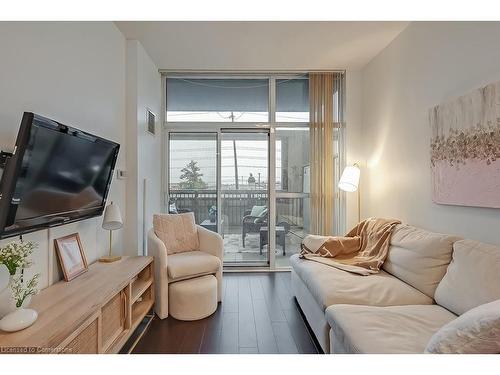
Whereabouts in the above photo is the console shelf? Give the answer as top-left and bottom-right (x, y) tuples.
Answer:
(0, 256), (154, 354)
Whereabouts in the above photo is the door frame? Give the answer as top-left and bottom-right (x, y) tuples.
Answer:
(219, 128), (272, 267)
(165, 127), (274, 268)
(162, 72), (345, 271)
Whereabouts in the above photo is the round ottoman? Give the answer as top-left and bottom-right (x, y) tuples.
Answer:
(169, 275), (217, 321)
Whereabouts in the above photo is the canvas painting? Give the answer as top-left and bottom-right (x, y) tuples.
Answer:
(430, 81), (500, 208)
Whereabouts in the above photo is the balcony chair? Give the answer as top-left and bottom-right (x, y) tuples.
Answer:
(168, 199), (192, 215)
(148, 212), (223, 321)
(242, 205), (268, 247)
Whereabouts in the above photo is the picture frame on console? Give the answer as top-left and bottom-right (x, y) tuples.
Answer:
(54, 233), (88, 282)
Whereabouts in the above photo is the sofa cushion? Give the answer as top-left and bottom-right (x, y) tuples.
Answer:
(425, 299), (500, 354)
(290, 254), (433, 310)
(383, 224), (461, 298)
(153, 212), (199, 255)
(325, 304), (457, 354)
(434, 239), (500, 315)
(167, 251), (220, 282)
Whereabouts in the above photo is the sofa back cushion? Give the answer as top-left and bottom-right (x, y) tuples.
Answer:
(434, 239), (500, 315)
(153, 212), (199, 255)
(382, 224), (461, 298)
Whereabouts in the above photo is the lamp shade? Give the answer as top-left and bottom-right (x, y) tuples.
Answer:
(102, 202), (123, 231)
(338, 165), (360, 192)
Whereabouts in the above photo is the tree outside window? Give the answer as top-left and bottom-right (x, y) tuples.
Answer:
(179, 160), (208, 189)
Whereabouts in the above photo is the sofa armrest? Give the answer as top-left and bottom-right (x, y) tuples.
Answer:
(147, 228), (169, 319)
(197, 225), (223, 261)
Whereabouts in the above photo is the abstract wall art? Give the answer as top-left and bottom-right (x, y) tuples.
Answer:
(430, 81), (500, 208)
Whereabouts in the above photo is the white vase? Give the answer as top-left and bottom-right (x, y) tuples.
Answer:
(0, 267), (26, 319)
(0, 278), (17, 319)
(0, 307), (38, 332)
(0, 264), (8, 290)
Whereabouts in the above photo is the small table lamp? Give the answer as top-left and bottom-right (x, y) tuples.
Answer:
(100, 202), (123, 263)
(338, 163), (361, 223)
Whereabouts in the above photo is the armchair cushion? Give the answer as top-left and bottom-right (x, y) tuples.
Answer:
(153, 212), (199, 255)
(167, 250), (221, 282)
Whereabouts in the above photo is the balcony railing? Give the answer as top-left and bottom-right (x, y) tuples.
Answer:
(169, 189), (305, 228)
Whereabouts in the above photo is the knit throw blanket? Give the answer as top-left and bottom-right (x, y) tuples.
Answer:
(300, 217), (401, 275)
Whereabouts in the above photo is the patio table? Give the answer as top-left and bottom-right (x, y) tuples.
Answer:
(200, 219), (224, 238)
(259, 226), (286, 256)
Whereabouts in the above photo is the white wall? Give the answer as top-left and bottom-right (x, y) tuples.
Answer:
(125, 40), (162, 255)
(0, 22), (126, 288)
(361, 22), (500, 245)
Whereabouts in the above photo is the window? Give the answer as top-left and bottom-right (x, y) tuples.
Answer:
(168, 133), (217, 226)
(274, 127), (310, 267)
(165, 72), (344, 269)
(169, 133), (217, 191)
(276, 128), (310, 192)
(166, 78), (269, 122)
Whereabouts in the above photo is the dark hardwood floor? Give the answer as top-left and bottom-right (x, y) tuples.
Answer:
(132, 272), (320, 354)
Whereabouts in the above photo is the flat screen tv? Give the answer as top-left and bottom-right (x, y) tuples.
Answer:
(0, 112), (120, 239)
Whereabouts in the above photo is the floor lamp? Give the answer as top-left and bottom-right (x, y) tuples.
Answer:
(338, 164), (361, 223)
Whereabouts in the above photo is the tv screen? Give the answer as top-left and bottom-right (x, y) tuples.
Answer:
(0, 112), (120, 239)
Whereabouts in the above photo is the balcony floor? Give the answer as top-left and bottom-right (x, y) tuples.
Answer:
(223, 228), (304, 268)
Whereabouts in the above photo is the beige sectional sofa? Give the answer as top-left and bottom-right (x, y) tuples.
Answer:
(290, 224), (500, 353)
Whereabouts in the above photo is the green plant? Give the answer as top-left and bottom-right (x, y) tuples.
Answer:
(0, 241), (37, 275)
(179, 160), (208, 189)
(11, 273), (40, 308)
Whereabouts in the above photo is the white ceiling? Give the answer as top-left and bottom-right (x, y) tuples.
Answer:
(115, 21), (408, 71)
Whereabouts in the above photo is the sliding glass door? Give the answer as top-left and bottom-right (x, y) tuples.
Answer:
(168, 130), (270, 266)
(221, 130), (269, 266)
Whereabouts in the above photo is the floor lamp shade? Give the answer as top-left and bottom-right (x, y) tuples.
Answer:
(338, 165), (360, 192)
(102, 203), (123, 230)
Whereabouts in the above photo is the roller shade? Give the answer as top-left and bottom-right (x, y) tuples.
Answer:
(276, 78), (309, 112)
(166, 78), (269, 112)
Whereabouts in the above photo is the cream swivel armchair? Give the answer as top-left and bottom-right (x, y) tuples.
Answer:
(148, 213), (223, 320)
